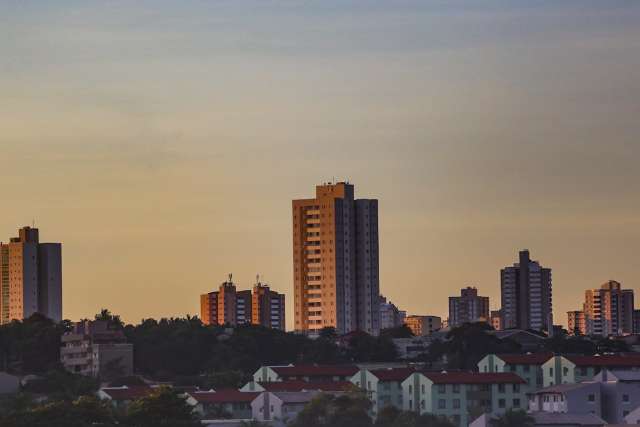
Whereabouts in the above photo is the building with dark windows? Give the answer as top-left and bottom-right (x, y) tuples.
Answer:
(500, 249), (552, 332)
(448, 286), (490, 328)
(292, 182), (380, 335)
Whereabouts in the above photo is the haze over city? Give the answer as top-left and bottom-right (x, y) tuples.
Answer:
(2, 1), (640, 329)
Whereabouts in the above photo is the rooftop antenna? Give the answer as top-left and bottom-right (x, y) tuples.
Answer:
(256, 274), (260, 285)
(228, 273), (233, 283)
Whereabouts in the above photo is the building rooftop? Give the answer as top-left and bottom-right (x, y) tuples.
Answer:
(534, 382), (597, 394)
(189, 390), (260, 404)
(272, 365), (359, 377)
(565, 354), (640, 367)
(273, 391), (321, 404)
(99, 385), (153, 401)
(422, 372), (526, 385)
(530, 411), (606, 426)
(370, 367), (417, 382)
(258, 380), (353, 392)
(497, 352), (554, 365)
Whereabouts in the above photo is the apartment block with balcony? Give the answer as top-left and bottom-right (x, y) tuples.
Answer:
(404, 315), (442, 336)
(61, 320), (133, 378)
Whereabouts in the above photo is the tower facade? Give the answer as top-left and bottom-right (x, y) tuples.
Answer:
(582, 281), (634, 337)
(500, 249), (552, 332)
(0, 227), (62, 324)
(292, 182), (380, 335)
(448, 286), (490, 328)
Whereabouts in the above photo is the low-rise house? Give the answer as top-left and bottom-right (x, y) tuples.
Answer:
(0, 372), (20, 394)
(251, 391), (320, 427)
(186, 390), (259, 419)
(623, 405), (640, 425)
(240, 380), (353, 393)
(592, 369), (640, 424)
(393, 336), (433, 360)
(528, 383), (602, 419)
(401, 371), (527, 427)
(252, 364), (359, 383)
(542, 354), (640, 387)
(488, 330), (547, 352)
(61, 320), (133, 378)
(479, 353), (553, 394)
(350, 367), (416, 415)
(98, 385), (154, 410)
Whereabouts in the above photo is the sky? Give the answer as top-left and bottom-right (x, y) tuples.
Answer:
(1, 1), (639, 329)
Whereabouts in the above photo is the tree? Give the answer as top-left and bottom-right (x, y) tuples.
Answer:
(491, 409), (534, 427)
(95, 309), (124, 330)
(125, 386), (198, 427)
(380, 325), (414, 339)
(289, 392), (373, 427)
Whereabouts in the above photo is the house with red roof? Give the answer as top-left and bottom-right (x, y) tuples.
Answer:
(251, 391), (323, 427)
(542, 354), (640, 387)
(97, 385), (155, 409)
(349, 367), (417, 415)
(240, 379), (353, 393)
(186, 390), (258, 420)
(401, 371), (527, 427)
(478, 353), (554, 394)
(252, 364), (360, 383)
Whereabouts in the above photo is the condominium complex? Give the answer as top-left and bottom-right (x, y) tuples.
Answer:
(292, 182), (380, 335)
(200, 275), (285, 330)
(61, 320), (133, 378)
(500, 249), (552, 332)
(379, 295), (406, 330)
(404, 315), (442, 336)
(448, 286), (490, 328)
(0, 226), (62, 324)
(568, 281), (635, 337)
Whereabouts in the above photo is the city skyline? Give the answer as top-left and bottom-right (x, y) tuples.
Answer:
(2, 1), (640, 329)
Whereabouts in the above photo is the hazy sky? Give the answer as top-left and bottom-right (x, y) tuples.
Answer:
(2, 1), (639, 329)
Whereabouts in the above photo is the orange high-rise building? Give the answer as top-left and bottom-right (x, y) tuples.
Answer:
(292, 182), (380, 335)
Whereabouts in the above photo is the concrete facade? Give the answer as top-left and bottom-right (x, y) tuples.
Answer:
(0, 227), (62, 324)
(404, 315), (442, 336)
(500, 250), (553, 332)
(292, 182), (380, 335)
(449, 287), (490, 328)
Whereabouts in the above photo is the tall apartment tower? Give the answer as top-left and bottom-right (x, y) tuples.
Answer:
(0, 227), (62, 324)
(567, 310), (586, 336)
(252, 277), (286, 330)
(580, 280), (635, 337)
(448, 286), (490, 328)
(292, 182), (380, 335)
(500, 249), (552, 332)
(200, 275), (285, 330)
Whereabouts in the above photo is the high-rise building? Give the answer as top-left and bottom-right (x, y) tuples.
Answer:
(379, 295), (406, 330)
(448, 286), (490, 328)
(0, 227), (62, 324)
(292, 182), (380, 335)
(500, 249), (552, 332)
(404, 315), (442, 336)
(252, 277), (286, 330)
(633, 310), (640, 334)
(567, 310), (586, 336)
(200, 275), (285, 330)
(580, 281), (634, 337)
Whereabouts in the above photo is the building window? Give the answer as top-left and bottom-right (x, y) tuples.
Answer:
(452, 384), (460, 394)
(513, 399), (521, 408)
(438, 384), (446, 393)
(438, 399), (446, 409)
(453, 399), (460, 409)
(623, 394), (630, 403)
(588, 394), (595, 402)
(524, 365), (530, 373)
(513, 384), (520, 393)
(498, 384), (505, 393)
(498, 399), (506, 408)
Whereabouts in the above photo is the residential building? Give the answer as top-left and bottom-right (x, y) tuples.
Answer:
(240, 380), (353, 393)
(61, 320), (133, 378)
(200, 275), (285, 329)
(529, 369), (640, 425)
(98, 385), (155, 410)
(379, 295), (406, 330)
(187, 390), (258, 419)
(490, 310), (502, 331)
(402, 371), (527, 427)
(578, 281), (635, 337)
(392, 336), (434, 360)
(500, 249), (552, 332)
(404, 315), (441, 336)
(634, 309), (640, 334)
(542, 354), (640, 387)
(0, 226), (62, 324)
(292, 182), (380, 335)
(251, 391), (323, 427)
(252, 364), (359, 383)
(567, 311), (587, 336)
(448, 287), (490, 328)
(488, 329), (547, 352)
(351, 367), (416, 415)
(479, 353), (554, 394)
(252, 278), (286, 330)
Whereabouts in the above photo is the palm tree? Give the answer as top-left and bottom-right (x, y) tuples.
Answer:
(492, 409), (534, 427)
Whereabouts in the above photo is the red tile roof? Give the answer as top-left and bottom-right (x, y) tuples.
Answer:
(565, 355), (640, 367)
(260, 381), (354, 392)
(100, 385), (153, 401)
(370, 367), (417, 381)
(497, 353), (554, 365)
(422, 372), (526, 385)
(189, 390), (260, 404)
(272, 365), (359, 377)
